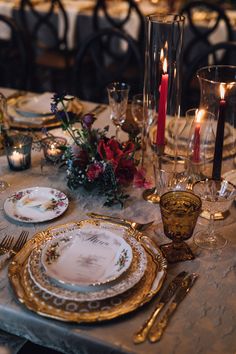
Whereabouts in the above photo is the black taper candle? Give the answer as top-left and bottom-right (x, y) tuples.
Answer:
(212, 97), (226, 180)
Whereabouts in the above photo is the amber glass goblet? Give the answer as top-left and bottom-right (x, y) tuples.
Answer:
(159, 190), (202, 263)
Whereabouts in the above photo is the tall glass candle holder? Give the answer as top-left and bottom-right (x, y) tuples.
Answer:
(197, 65), (236, 180)
(142, 13), (185, 203)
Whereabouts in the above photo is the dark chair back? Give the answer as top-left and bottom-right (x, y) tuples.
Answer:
(0, 14), (31, 90)
(92, 0), (145, 58)
(180, 1), (233, 66)
(18, 0), (72, 92)
(181, 41), (236, 114)
(72, 27), (143, 103)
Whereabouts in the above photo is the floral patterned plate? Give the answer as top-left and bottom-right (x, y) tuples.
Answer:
(40, 227), (133, 288)
(3, 187), (69, 223)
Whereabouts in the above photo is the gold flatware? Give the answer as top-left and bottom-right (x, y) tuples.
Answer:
(133, 271), (188, 344)
(87, 104), (107, 116)
(0, 231), (29, 269)
(87, 212), (154, 231)
(0, 235), (14, 256)
(148, 273), (198, 343)
(10, 231), (29, 256)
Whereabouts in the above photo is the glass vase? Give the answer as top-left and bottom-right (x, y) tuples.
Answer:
(197, 65), (236, 179)
(142, 13), (185, 203)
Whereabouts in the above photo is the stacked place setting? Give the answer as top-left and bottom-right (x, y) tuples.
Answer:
(9, 219), (167, 323)
(7, 92), (83, 130)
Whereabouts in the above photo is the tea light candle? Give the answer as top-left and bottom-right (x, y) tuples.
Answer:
(212, 84), (227, 180)
(156, 53), (168, 147)
(46, 143), (61, 158)
(9, 148), (25, 168)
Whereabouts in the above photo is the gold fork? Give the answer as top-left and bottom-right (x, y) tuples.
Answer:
(10, 231), (29, 256)
(0, 235), (14, 256)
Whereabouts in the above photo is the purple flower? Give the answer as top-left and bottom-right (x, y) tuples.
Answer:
(82, 113), (96, 130)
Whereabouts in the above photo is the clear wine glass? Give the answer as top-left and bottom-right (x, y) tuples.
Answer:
(107, 82), (130, 140)
(193, 178), (236, 249)
(0, 93), (9, 192)
(131, 93), (144, 130)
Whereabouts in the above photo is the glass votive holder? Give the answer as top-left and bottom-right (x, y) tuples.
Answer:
(41, 136), (67, 163)
(5, 134), (33, 171)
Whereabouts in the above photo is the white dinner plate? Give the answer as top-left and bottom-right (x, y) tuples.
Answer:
(27, 222), (147, 301)
(15, 92), (54, 117)
(41, 229), (133, 287)
(4, 187), (69, 223)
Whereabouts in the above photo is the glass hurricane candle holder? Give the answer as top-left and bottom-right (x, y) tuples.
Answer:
(197, 65), (236, 180)
(5, 134), (32, 171)
(142, 13), (185, 203)
(159, 190), (202, 263)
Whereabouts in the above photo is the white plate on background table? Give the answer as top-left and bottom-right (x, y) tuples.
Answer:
(15, 92), (53, 117)
(27, 221), (147, 301)
(41, 229), (133, 288)
(4, 187), (69, 223)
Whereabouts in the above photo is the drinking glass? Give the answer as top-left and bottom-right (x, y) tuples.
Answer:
(143, 153), (190, 203)
(160, 190), (202, 263)
(193, 178), (236, 250)
(0, 93), (9, 191)
(107, 82), (130, 140)
(131, 93), (144, 130)
(186, 108), (216, 182)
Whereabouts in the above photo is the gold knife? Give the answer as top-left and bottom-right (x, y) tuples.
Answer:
(148, 273), (198, 343)
(133, 271), (188, 344)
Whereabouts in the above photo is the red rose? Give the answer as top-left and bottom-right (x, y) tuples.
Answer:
(122, 141), (135, 155)
(71, 144), (89, 169)
(97, 139), (123, 165)
(86, 162), (103, 182)
(115, 159), (137, 186)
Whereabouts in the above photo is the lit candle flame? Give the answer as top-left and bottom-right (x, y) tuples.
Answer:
(196, 109), (204, 123)
(163, 58), (167, 74)
(160, 48), (164, 61)
(220, 83), (226, 100)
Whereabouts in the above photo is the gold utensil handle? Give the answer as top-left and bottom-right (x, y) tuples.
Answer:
(133, 303), (164, 344)
(148, 302), (177, 342)
(87, 213), (130, 227)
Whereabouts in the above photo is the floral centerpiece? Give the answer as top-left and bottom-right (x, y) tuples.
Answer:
(51, 93), (149, 207)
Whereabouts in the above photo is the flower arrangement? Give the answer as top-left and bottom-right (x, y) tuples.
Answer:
(51, 93), (148, 207)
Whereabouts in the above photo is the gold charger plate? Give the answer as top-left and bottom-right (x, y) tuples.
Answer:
(7, 93), (83, 130)
(8, 220), (167, 323)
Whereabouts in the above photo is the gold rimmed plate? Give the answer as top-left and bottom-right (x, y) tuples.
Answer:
(7, 93), (83, 130)
(8, 220), (167, 323)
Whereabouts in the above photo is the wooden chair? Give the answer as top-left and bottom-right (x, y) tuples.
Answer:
(0, 14), (31, 90)
(181, 41), (236, 114)
(92, 0), (145, 59)
(72, 27), (143, 103)
(18, 0), (75, 93)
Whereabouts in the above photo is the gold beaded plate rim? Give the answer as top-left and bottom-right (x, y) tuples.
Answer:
(8, 219), (167, 323)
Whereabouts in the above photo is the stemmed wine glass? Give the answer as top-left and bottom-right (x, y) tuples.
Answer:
(193, 178), (236, 249)
(0, 93), (9, 192)
(131, 93), (144, 131)
(159, 190), (202, 263)
(107, 82), (130, 140)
